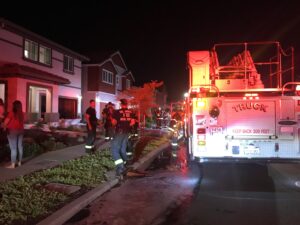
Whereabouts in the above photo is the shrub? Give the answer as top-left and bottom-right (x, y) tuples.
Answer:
(23, 143), (43, 158)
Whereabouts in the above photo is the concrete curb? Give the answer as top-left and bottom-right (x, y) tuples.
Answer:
(38, 141), (171, 225)
(131, 142), (171, 171)
(37, 179), (119, 225)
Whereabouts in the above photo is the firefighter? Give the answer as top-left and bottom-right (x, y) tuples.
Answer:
(102, 102), (115, 141)
(111, 99), (136, 178)
(85, 99), (98, 153)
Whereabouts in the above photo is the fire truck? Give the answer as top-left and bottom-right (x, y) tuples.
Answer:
(186, 41), (300, 162)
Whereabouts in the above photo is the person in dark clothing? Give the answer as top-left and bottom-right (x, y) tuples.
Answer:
(102, 102), (115, 141)
(85, 99), (98, 153)
(111, 99), (135, 177)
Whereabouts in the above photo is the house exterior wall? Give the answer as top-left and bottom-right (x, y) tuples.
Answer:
(0, 28), (82, 89)
(0, 77), (58, 113)
(99, 62), (116, 94)
(0, 23), (85, 119)
(82, 52), (134, 119)
(87, 66), (100, 91)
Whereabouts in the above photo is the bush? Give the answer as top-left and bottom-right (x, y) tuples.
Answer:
(40, 140), (56, 151)
(40, 140), (67, 152)
(23, 143), (43, 158)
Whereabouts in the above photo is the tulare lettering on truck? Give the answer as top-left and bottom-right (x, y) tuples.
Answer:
(232, 102), (268, 112)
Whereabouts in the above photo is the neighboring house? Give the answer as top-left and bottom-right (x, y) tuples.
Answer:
(82, 51), (135, 118)
(0, 18), (89, 122)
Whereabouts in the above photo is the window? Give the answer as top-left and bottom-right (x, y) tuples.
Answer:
(24, 39), (52, 65)
(102, 70), (113, 85)
(126, 79), (131, 89)
(64, 55), (74, 73)
(24, 39), (38, 61)
(39, 45), (51, 65)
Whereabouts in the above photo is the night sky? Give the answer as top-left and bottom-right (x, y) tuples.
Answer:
(2, 1), (300, 101)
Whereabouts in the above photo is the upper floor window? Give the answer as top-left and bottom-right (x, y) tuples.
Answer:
(64, 55), (74, 73)
(102, 70), (113, 85)
(39, 45), (51, 65)
(126, 79), (131, 89)
(24, 39), (52, 65)
(24, 39), (38, 61)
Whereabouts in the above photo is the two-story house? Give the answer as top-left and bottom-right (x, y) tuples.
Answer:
(82, 51), (134, 118)
(0, 18), (89, 122)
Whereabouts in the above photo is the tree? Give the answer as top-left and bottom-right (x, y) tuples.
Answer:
(122, 80), (163, 126)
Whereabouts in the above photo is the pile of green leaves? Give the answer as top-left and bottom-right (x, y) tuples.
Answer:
(133, 135), (169, 161)
(143, 136), (169, 154)
(0, 149), (115, 225)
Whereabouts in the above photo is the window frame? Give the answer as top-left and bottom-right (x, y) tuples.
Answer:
(39, 45), (52, 65)
(23, 38), (52, 67)
(102, 69), (114, 85)
(63, 55), (74, 74)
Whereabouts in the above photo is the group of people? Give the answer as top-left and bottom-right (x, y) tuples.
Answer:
(85, 98), (137, 178)
(0, 99), (24, 169)
(0, 97), (136, 177)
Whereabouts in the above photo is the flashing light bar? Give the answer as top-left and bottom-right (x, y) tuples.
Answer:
(245, 93), (258, 97)
(243, 93), (259, 100)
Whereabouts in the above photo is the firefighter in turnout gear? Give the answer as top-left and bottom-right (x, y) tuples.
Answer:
(85, 99), (98, 153)
(111, 99), (136, 178)
(102, 102), (115, 141)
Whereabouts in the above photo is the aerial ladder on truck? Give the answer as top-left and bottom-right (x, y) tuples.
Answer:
(186, 41), (299, 162)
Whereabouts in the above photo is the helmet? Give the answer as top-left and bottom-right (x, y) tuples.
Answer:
(120, 99), (128, 105)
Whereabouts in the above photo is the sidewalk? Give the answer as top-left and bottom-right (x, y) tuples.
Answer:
(0, 139), (110, 182)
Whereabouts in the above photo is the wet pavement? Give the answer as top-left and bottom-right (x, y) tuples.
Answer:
(161, 162), (300, 225)
(65, 143), (201, 225)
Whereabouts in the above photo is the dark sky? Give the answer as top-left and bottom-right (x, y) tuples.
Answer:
(2, 1), (300, 101)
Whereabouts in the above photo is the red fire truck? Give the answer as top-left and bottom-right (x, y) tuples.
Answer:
(186, 41), (300, 162)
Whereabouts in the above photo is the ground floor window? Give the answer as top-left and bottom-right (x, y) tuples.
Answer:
(59, 97), (78, 119)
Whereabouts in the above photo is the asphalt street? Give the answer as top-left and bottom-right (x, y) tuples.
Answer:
(161, 162), (300, 225)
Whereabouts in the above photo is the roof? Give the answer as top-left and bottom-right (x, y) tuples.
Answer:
(0, 18), (89, 62)
(84, 50), (117, 64)
(83, 51), (135, 81)
(122, 70), (135, 82)
(0, 63), (70, 84)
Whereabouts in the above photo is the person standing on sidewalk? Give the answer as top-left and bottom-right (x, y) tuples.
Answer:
(111, 99), (135, 177)
(3, 100), (24, 168)
(85, 99), (98, 153)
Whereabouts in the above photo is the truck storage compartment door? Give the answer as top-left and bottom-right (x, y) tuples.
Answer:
(226, 101), (276, 137)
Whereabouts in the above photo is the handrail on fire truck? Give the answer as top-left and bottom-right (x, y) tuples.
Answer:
(282, 82), (300, 96)
(211, 41), (294, 89)
(189, 84), (220, 98)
